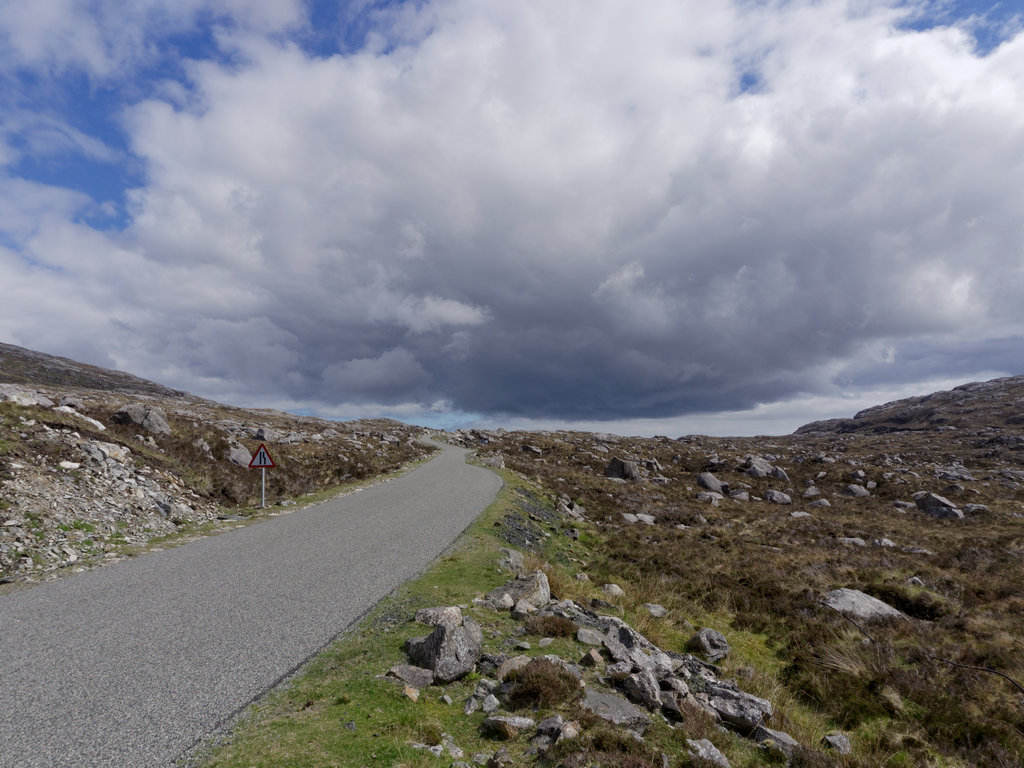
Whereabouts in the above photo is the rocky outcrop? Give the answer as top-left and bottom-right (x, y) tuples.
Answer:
(111, 403), (172, 435)
(405, 607), (483, 683)
(822, 588), (905, 622)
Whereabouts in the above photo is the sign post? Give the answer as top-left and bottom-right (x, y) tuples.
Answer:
(248, 443), (276, 508)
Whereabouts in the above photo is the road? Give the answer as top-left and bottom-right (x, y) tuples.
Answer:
(0, 441), (501, 768)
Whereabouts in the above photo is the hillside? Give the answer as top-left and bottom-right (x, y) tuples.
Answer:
(0, 342), (432, 583)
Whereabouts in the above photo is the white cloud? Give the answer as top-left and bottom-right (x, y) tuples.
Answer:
(1, 0), (1023, 431)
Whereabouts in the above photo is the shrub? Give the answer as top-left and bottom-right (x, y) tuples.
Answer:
(504, 658), (581, 709)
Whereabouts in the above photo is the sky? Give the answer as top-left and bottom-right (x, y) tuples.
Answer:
(1, 0), (1022, 437)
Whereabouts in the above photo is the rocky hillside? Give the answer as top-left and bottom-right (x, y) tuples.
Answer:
(439, 376), (1024, 766)
(0, 342), (432, 584)
(796, 375), (1024, 434)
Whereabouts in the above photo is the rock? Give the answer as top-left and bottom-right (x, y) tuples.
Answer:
(914, 492), (963, 519)
(416, 606), (464, 627)
(577, 627), (605, 646)
(764, 489), (791, 505)
(707, 684), (773, 732)
(642, 603), (667, 618)
(635, 513), (656, 525)
(687, 738), (731, 767)
(752, 725), (800, 756)
(623, 670), (662, 710)
(111, 404), (171, 435)
(688, 628), (730, 662)
(521, 444), (543, 455)
(745, 456), (774, 478)
(602, 583), (625, 598)
(604, 457), (639, 480)
(481, 716), (535, 740)
(482, 694), (500, 713)
(822, 731), (853, 754)
(769, 466), (790, 482)
(837, 537), (867, 547)
(809, 498), (831, 508)
(487, 570), (550, 608)
(729, 490), (750, 501)
(621, 513), (639, 524)
(605, 661), (633, 680)
(496, 655), (532, 682)
(963, 504), (990, 515)
(227, 443), (252, 467)
(480, 455), (505, 469)
(387, 664), (434, 690)
(698, 472), (728, 494)
(497, 548), (525, 574)
(511, 599), (537, 619)
(696, 491), (724, 504)
(406, 614), (484, 683)
(401, 685), (420, 702)
(580, 689), (651, 734)
(822, 588), (905, 622)
(790, 511), (812, 518)
(580, 649), (603, 666)
(842, 484), (871, 497)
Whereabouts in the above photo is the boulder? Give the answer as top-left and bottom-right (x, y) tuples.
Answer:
(227, 443), (252, 467)
(604, 457), (640, 480)
(698, 472), (728, 494)
(914, 492), (963, 519)
(623, 669), (662, 710)
(751, 725), (800, 757)
(386, 664), (434, 690)
(580, 689), (651, 734)
(686, 738), (731, 768)
(406, 614), (483, 683)
(688, 628), (730, 662)
(822, 731), (853, 754)
(481, 716), (535, 740)
(111, 404), (171, 435)
(822, 588), (905, 622)
(706, 684), (773, 732)
(487, 570), (550, 608)
(764, 489), (791, 505)
(842, 484), (871, 497)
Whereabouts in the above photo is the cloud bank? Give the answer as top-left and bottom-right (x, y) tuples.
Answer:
(1, 0), (1022, 433)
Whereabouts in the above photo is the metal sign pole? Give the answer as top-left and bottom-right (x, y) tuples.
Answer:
(261, 467), (266, 508)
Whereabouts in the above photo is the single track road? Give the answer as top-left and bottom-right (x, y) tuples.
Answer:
(0, 441), (501, 768)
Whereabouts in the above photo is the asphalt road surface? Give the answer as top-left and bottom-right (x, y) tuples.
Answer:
(0, 441), (501, 768)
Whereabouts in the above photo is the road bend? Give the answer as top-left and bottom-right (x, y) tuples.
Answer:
(0, 441), (501, 768)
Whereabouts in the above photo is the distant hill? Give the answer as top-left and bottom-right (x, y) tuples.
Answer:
(794, 375), (1024, 434)
(0, 342), (187, 398)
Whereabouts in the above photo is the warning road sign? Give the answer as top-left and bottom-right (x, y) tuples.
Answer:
(249, 443), (275, 468)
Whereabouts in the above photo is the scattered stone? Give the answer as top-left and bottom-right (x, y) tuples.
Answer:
(487, 570), (550, 608)
(822, 588), (905, 622)
(604, 457), (639, 480)
(822, 731), (853, 754)
(387, 664), (434, 690)
(842, 484), (871, 497)
(635, 513), (656, 525)
(706, 683), (773, 732)
(481, 716), (536, 740)
(623, 669), (662, 710)
(698, 472), (728, 494)
(111, 404), (171, 435)
(580, 689), (651, 734)
(642, 603), (667, 618)
(406, 612), (484, 683)
(580, 648), (603, 666)
(686, 738), (731, 768)
(837, 537), (867, 547)
(602, 583), (625, 598)
(790, 511), (812, 518)
(809, 498), (832, 508)
(764, 489), (791, 505)
(752, 725), (800, 757)
(688, 628), (730, 662)
(914, 492), (963, 519)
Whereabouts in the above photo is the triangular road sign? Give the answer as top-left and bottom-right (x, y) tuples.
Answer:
(249, 443), (275, 468)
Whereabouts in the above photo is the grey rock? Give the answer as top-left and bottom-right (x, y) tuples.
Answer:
(227, 443), (252, 467)
(698, 472), (728, 494)
(696, 491), (724, 504)
(602, 583), (625, 598)
(809, 498), (831, 508)
(790, 511), (812, 518)
(707, 684), (773, 732)
(623, 669), (662, 710)
(386, 664), (434, 690)
(963, 503), (990, 515)
(837, 537), (867, 547)
(822, 588), (905, 622)
(635, 513), (656, 525)
(406, 615), (483, 683)
(769, 466), (790, 482)
(487, 570), (550, 608)
(688, 627), (730, 661)
(577, 627), (604, 646)
(842, 484), (871, 497)
(580, 689), (651, 734)
(752, 725), (800, 756)
(764, 489), (791, 505)
(822, 731), (852, 754)
(111, 404), (171, 435)
(642, 603), (667, 618)
(497, 548), (525, 574)
(416, 606), (464, 627)
(604, 457), (639, 480)
(686, 738), (730, 768)
(914, 492), (963, 519)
